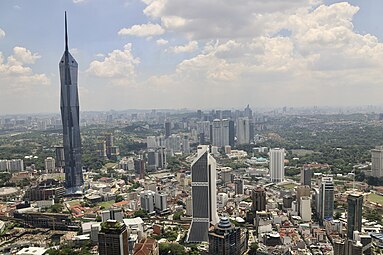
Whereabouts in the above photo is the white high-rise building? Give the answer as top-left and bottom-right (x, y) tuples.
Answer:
(182, 135), (190, 154)
(44, 157), (56, 173)
(140, 190), (155, 213)
(372, 146), (383, 177)
(155, 192), (167, 211)
(186, 145), (218, 243)
(300, 196), (311, 222)
(236, 117), (250, 145)
(212, 119), (230, 147)
(269, 148), (285, 183)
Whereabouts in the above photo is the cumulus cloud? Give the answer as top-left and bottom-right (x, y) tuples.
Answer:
(87, 43), (140, 79)
(118, 23), (164, 37)
(156, 38), (168, 45)
(169, 41), (198, 53)
(0, 28), (5, 39)
(142, 2), (383, 107)
(0, 46), (50, 99)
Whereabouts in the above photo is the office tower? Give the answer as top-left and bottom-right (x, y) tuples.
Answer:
(101, 208), (124, 222)
(318, 176), (334, 225)
(296, 185), (311, 213)
(197, 121), (211, 142)
(55, 146), (65, 169)
(44, 157), (56, 173)
(234, 178), (244, 195)
(140, 190), (155, 213)
(244, 104), (252, 120)
(187, 145), (218, 242)
(182, 135), (190, 154)
(98, 220), (129, 255)
(371, 146), (383, 177)
(212, 119), (230, 147)
(165, 121), (171, 138)
(236, 117), (250, 145)
(347, 193), (363, 240)
(97, 140), (107, 159)
(154, 192), (167, 211)
(104, 133), (120, 160)
(59, 12), (83, 190)
(229, 120), (235, 147)
(300, 166), (312, 187)
(269, 148), (285, 183)
(252, 187), (266, 212)
(249, 120), (255, 144)
(134, 158), (145, 179)
(300, 197), (311, 222)
(208, 217), (241, 255)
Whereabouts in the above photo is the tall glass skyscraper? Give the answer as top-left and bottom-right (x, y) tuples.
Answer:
(186, 145), (218, 242)
(347, 193), (363, 240)
(59, 12), (83, 191)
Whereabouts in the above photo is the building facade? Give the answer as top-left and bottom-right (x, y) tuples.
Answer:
(269, 148), (285, 183)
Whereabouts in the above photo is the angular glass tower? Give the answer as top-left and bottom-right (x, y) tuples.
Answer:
(59, 12), (83, 191)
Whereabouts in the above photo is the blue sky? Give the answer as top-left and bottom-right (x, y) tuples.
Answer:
(1, 0), (383, 114)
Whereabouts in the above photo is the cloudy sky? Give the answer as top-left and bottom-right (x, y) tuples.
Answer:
(1, 0), (383, 114)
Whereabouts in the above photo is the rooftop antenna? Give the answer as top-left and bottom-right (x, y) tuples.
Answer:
(65, 11), (68, 52)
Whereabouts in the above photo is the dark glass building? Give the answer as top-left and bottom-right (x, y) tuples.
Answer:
(347, 193), (363, 240)
(208, 217), (242, 255)
(98, 220), (129, 255)
(59, 13), (83, 191)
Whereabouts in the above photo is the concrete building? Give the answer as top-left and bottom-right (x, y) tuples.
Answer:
(186, 145), (218, 242)
(208, 217), (242, 255)
(154, 192), (167, 211)
(300, 197), (311, 222)
(140, 190), (155, 213)
(300, 167), (312, 187)
(371, 146), (383, 177)
(98, 220), (129, 255)
(236, 117), (250, 145)
(44, 157), (56, 173)
(101, 208), (124, 223)
(269, 148), (285, 183)
(234, 178), (244, 195)
(252, 187), (266, 212)
(212, 119), (230, 147)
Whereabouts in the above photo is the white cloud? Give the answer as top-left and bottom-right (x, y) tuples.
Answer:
(0, 28), (5, 39)
(73, 0), (86, 3)
(156, 38), (168, 45)
(87, 43), (140, 79)
(169, 41), (198, 53)
(0, 47), (49, 90)
(118, 23), (164, 37)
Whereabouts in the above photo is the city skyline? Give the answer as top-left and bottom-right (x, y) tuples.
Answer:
(1, 0), (383, 114)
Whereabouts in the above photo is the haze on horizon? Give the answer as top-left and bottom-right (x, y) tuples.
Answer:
(1, 0), (383, 114)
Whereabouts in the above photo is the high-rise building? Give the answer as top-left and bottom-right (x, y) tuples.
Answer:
(165, 121), (171, 138)
(154, 192), (167, 211)
(97, 140), (107, 159)
(187, 145), (218, 243)
(134, 158), (145, 179)
(296, 185), (311, 213)
(59, 12), (83, 191)
(98, 220), (129, 255)
(212, 119), (230, 147)
(269, 148), (285, 183)
(208, 217), (242, 255)
(104, 133), (120, 160)
(244, 104), (253, 120)
(300, 166), (312, 187)
(236, 117), (250, 145)
(234, 178), (244, 195)
(182, 135), (190, 154)
(347, 193), (363, 240)
(300, 196), (311, 222)
(371, 146), (383, 177)
(140, 190), (155, 213)
(229, 120), (235, 147)
(318, 176), (334, 225)
(44, 157), (56, 173)
(55, 146), (65, 169)
(251, 187), (266, 212)
(101, 208), (124, 223)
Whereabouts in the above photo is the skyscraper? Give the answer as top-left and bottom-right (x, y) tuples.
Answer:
(98, 220), (129, 255)
(371, 146), (383, 177)
(236, 117), (250, 145)
(318, 176), (334, 225)
(186, 145), (218, 243)
(347, 193), (363, 240)
(269, 148), (285, 183)
(300, 166), (312, 187)
(59, 12), (83, 191)
(251, 187), (266, 212)
(212, 119), (230, 147)
(208, 217), (242, 255)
